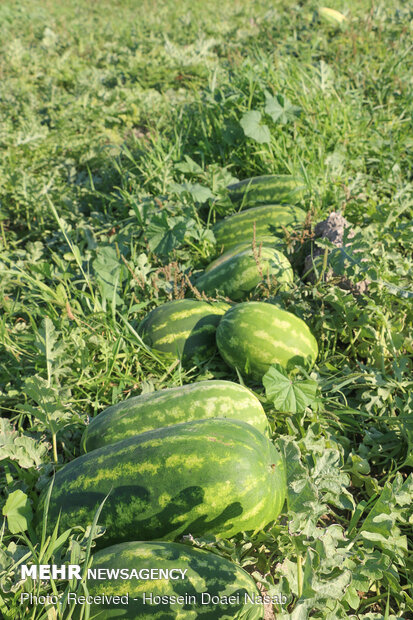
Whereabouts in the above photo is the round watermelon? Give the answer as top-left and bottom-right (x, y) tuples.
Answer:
(216, 302), (318, 381)
(138, 299), (230, 363)
(196, 246), (293, 301)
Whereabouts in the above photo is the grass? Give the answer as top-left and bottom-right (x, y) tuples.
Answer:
(0, 0), (412, 618)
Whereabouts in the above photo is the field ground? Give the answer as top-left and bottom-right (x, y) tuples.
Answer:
(0, 0), (412, 618)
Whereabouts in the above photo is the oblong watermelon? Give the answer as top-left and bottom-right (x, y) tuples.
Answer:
(213, 205), (306, 253)
(40, 418), (286, 546)
(216, 302), (318, 381)
(80, 541), (265, 619)
(82, 380), (269, 452)
(227, 174), (305, 207)
(195, 247), (293, 301)
(204, 238), (278, 273)
(138, 299), (230, 363)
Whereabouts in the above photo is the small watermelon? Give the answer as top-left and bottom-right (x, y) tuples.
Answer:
(216, 302), (318, 381)
(196, 246), (293, 300)
(213, 204), (306, 253)
(138, 299), (230, 363)
(227, 174), (305, 207)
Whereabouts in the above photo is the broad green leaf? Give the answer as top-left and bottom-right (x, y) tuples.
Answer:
(264, 91), (301, 124)
(24, 376), (62, 413)
(312, 449), (354, 510)
(171, 182), (214, 203)
(356, 473), (413, 560)
(393, 473), (413, 524)
(263, 364), (318, 413)
(240, 110), (271, 144)
(34, 317), (69, 382)
(146, 213), (199, 256)
(184, 183), (214, 203)
(0, 418), (48, 469)
(2, 490), (33, 534)
(92, 244), (124, 305)
(275, 557), (300, 595)
(174, 155), (203, 175)
(22, 375), (79, 436)
(274, 437), (326, 534)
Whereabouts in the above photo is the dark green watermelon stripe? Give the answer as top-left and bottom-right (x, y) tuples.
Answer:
(205, 238), (278, 273)
(151, 305), (225, 332)
(155, 323), (217, 346)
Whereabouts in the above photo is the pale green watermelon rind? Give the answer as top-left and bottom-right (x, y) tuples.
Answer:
(216, 302), (318, 382)
(82, 380), (270, 452)
(195, 247), (293, 301)
(41, 418), (287, 547)
(78, 541), (265, 619)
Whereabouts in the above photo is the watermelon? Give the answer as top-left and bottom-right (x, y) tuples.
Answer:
(40, 418), (286, 546)
(82, 380), (269, 453)
(195, 246), (293, 301)
(204, 238), (277, 273)
(138, 299), (230, 363)
(227, 175), (305, 207)
(319, 7), (347, 25)
(216, 302), (318, 381)
(79, 541), (265, 619)
(213, 204), (306, 253)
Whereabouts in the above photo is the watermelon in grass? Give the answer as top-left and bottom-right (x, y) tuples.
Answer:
(81, 540), (265, 619)
(138, 299), (230, 363)
(227, 174), (305, 207)
(213, 204), (306, 253)
(40, 418), (286, 546)
(196, 246), (293, 301)
(82, 380), (270, 452)
(216, 302), (318, 382)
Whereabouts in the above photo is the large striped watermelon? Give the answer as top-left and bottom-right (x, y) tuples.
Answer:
(227, 175), (305, 207)
(79, 541), (265, 619)
(195, 246), (293, 301)
(213, 205), (306, 253)
(216, 302), (318, 381)
(40, 419), (286, 546)
(138, 299), (230, 363)
(82, 380), (269, 452)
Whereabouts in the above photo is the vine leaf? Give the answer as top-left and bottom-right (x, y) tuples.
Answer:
(3, 490), (33, 534)
(240, 110), (271, 144)
(263, 364), (318, 413)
